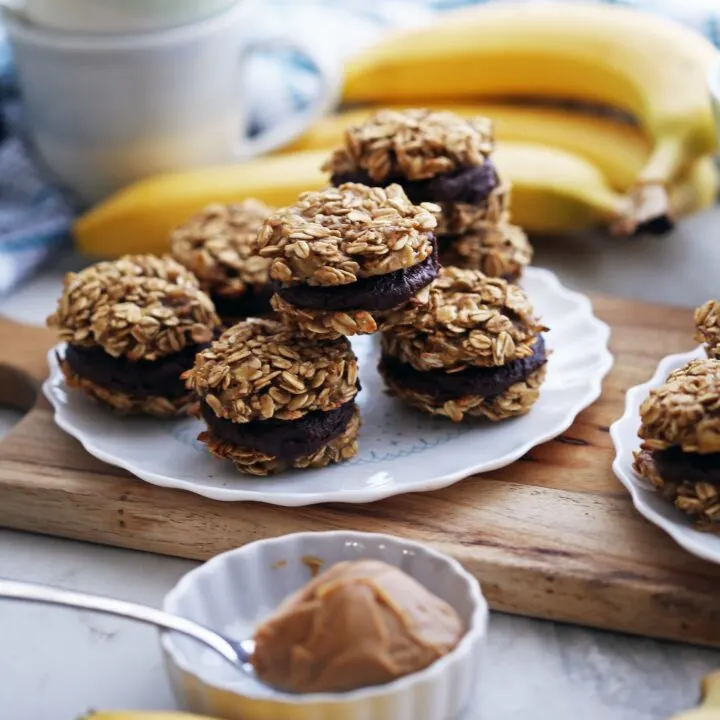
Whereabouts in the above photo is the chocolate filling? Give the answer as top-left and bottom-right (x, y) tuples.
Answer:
(200, 399), (356, 462)
(381, 336), (547, 402)
(276, 238), (439, 312)
(651, 446), (720, 486)
(211, 284), (274, 320)
(63, 343), (202, 399)
(331, 160), (499, 206)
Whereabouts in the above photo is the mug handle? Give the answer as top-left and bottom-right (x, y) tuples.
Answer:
(236, 35), (342, 160)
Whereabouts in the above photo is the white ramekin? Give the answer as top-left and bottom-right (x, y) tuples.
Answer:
(162, 531), (489, 720)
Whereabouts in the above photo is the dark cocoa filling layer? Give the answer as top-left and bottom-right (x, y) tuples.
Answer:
(651, 446), (720, 485)
(331, 160), (499, 206)
(211, 284), (274, 321)
(380, 336), (547, 402)
(200, 400), (356, 462)
(63, 343), (203, 399)
(276, 238), (439, 312)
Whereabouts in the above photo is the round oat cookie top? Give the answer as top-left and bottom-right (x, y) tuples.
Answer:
(47, 254), (220, 362)
(381, 266), (546, 372)
(639, 358), (720, 454)
(694, 300), (720, 359)
(184, 319), (359, 424)
(322, 109), (495, 183)
(256, 183), (437, 287)
(171, 200), (272, 297)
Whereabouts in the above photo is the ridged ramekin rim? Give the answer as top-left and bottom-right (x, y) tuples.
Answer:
(162, 530), (489, 705)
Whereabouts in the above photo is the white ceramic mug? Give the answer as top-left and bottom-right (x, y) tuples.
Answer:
(6, 0), (239, 32)
(4, 1), (341, 205)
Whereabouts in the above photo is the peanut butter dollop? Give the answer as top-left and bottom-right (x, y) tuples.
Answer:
(252, 559), (464, 694)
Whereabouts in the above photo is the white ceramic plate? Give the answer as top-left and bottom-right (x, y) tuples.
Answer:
(43, 267), (613, 506)
(610, 347), (720, 564)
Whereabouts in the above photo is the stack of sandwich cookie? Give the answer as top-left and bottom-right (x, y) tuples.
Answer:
(171, 200), (274, 322)
(323, 109), (532, 280)
(47, 255), (220, 417)
(257, 182), (439, 340)
(694, 299), (720, 358)
(184, 319), (361, 476)
(633, 359), (720, 531)
(379, 267), (548, 422)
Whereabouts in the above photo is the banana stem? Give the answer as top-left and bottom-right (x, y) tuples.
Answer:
(616, 134), (689, 235)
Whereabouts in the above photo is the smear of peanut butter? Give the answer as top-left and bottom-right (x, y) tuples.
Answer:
(252, 559), (464, 693)
(302, 555), (324, 577)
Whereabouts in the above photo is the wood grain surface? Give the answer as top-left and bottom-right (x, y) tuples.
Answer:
(0, 297), (718, 648)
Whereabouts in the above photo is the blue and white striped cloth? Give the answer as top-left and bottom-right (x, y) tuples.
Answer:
(0, 0), (718, 293)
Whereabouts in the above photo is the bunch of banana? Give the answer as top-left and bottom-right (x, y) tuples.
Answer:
(82, 714), (216, 720)
(342, 1), (719, 218)
(74, 2), (719, 256)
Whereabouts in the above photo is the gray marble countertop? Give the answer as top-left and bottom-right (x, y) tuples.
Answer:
(3, 207), (720, 720)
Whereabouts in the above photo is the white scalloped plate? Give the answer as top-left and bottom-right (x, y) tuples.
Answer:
(43, 267), (613, 506)
(610, 347), (720, 564)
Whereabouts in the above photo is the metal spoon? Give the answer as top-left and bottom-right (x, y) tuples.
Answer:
(0, 578), (256, 674)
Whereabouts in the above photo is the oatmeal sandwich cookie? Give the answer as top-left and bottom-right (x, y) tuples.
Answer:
(47, 255), (220, 417)
(171, 200), (274, 321)
(323, 109), (509, 236)
(633, 359), (720, 531)
(694, 300), (720, 359)
(184, 319), (361, 476)
(379, 267), (548, 422)
(438, 221), (532, 281)
(257, 183), (439, 340)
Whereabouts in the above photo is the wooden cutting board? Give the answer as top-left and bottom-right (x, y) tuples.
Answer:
(0, 296), (719, 648)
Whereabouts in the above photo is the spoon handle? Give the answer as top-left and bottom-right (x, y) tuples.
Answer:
(0, 578), (247, 666)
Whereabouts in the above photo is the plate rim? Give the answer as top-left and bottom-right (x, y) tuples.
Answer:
(42, 266), (615, 506)
(609, 345), (720, 564)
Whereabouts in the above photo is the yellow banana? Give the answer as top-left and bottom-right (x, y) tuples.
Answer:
(77, 673), (720, 720)
(282, 104), (652, 192)
(496, 145), (715, 235)
(671, 671), (720, 719)
(75, 151), (327, 257)
(670, 158), (718, 221)
(343, 3), (718, 198)
(83, 714), (216, 720)
(74, 147), (716, 258)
